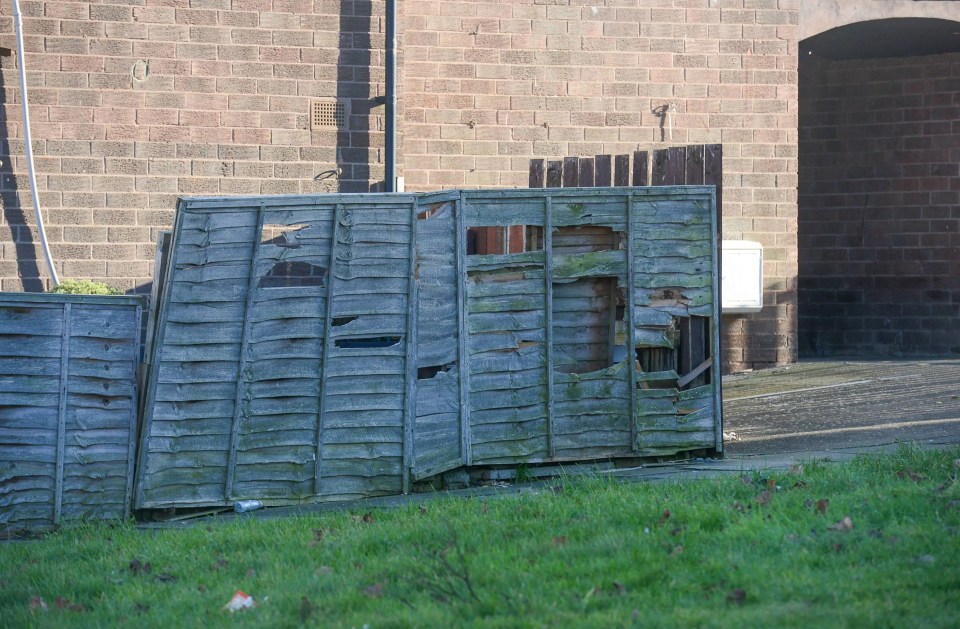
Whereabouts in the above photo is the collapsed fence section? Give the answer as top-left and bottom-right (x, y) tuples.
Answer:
(136, 187), (721, 510)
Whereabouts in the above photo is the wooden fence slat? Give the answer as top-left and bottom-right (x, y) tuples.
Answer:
(562, 157), (579, 187)
(614, 155), (630, 186)
(402, 200), (419, 494)
(633, 151), (648, 186)
(529, 159), (545, 188)
(595, 155), (612, 187)
(544, 196), (555, 457)
(666, 146), (686, 185)
(546, 160), (563, 187)
(456, 193), (472, 465)
(53, 303), (70, 525)
(124, 301), (143, 520)
(685, 144), (705, 185)
(313, 205), (341, 494)
(225, 204), (265, 500)
(578, 157), (595, 187)
(625, 196), (638, 452)
(651, 149), (667, 185)
(705, 144), (723, 235)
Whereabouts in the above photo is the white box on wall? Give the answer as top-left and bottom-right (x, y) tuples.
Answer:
(721, 240), (763, 313)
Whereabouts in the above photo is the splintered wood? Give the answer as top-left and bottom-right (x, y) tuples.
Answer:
(136, 187), (721, 509)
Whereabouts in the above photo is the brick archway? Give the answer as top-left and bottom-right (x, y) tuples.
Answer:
(798, 18), (960, 356)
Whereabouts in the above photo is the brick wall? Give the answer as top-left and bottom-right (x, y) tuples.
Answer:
(798, 52), (960, 356)
(402, 0), (801, 372)
(0, 0), (801, 373)
(0, 0), (387, 293)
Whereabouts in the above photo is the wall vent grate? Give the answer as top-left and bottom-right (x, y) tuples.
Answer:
(311, 100), (348, 130)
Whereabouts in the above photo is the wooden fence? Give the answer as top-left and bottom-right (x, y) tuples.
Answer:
(136, 186), (721, 509)
(0, 293), (144, 531)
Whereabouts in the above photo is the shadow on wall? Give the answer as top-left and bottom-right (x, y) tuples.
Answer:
(0, 49), (43, 292)
(339, 0), (379, 194)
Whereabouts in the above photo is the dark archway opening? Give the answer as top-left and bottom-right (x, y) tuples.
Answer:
(798, 18), (960, 357)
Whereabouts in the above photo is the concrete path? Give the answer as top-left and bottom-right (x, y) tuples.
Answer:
(722, 359), (960, 455)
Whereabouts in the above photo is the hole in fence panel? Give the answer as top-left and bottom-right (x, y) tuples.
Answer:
(258, 261), (327, 288)
(418, 362), (455, 380)
(261, 224), (311, 248)
(467, 226), (544, 255)
(552, 276), (623, 375)
(551, 226), (624, 255)
(334, 336), (402, 349)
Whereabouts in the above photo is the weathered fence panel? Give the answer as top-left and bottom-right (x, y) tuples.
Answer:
(0, 293), (143, 531)
(138, 186), (720, 509)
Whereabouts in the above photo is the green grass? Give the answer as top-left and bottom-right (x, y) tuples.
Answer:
(2, 445), (959, 628)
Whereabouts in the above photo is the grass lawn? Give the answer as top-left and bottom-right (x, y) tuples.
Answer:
(1, 445), (959, 628)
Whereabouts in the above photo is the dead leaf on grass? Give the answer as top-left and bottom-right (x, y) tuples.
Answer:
(828, 516), (854, 532)
(363, 583), (384, 598)
(245, 568), (255, 578)
(129, 558), (152, 575)
(54, 597), (84, 612)
(612, 581), (627, 596)
(732, 501), (746, 513)
(789, 464), (804, 475)
(659, 509), (671, 524)
(953, 459), (960, 471)
(670, 545), (684, 556)
(816, 498), (829, 515)
(552, 535), (567, 548)
(134, 602), (150, 614)
(755, 490), (771, 506)
(727, 588), (747, 605)
(29, 596), (48, 612)
(896, 470), (925, 482)
(299, 596), (314, 622)
(418, 505), (428, 515)
(155, 573), (177, 583)
(739, 475), (752, 486)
